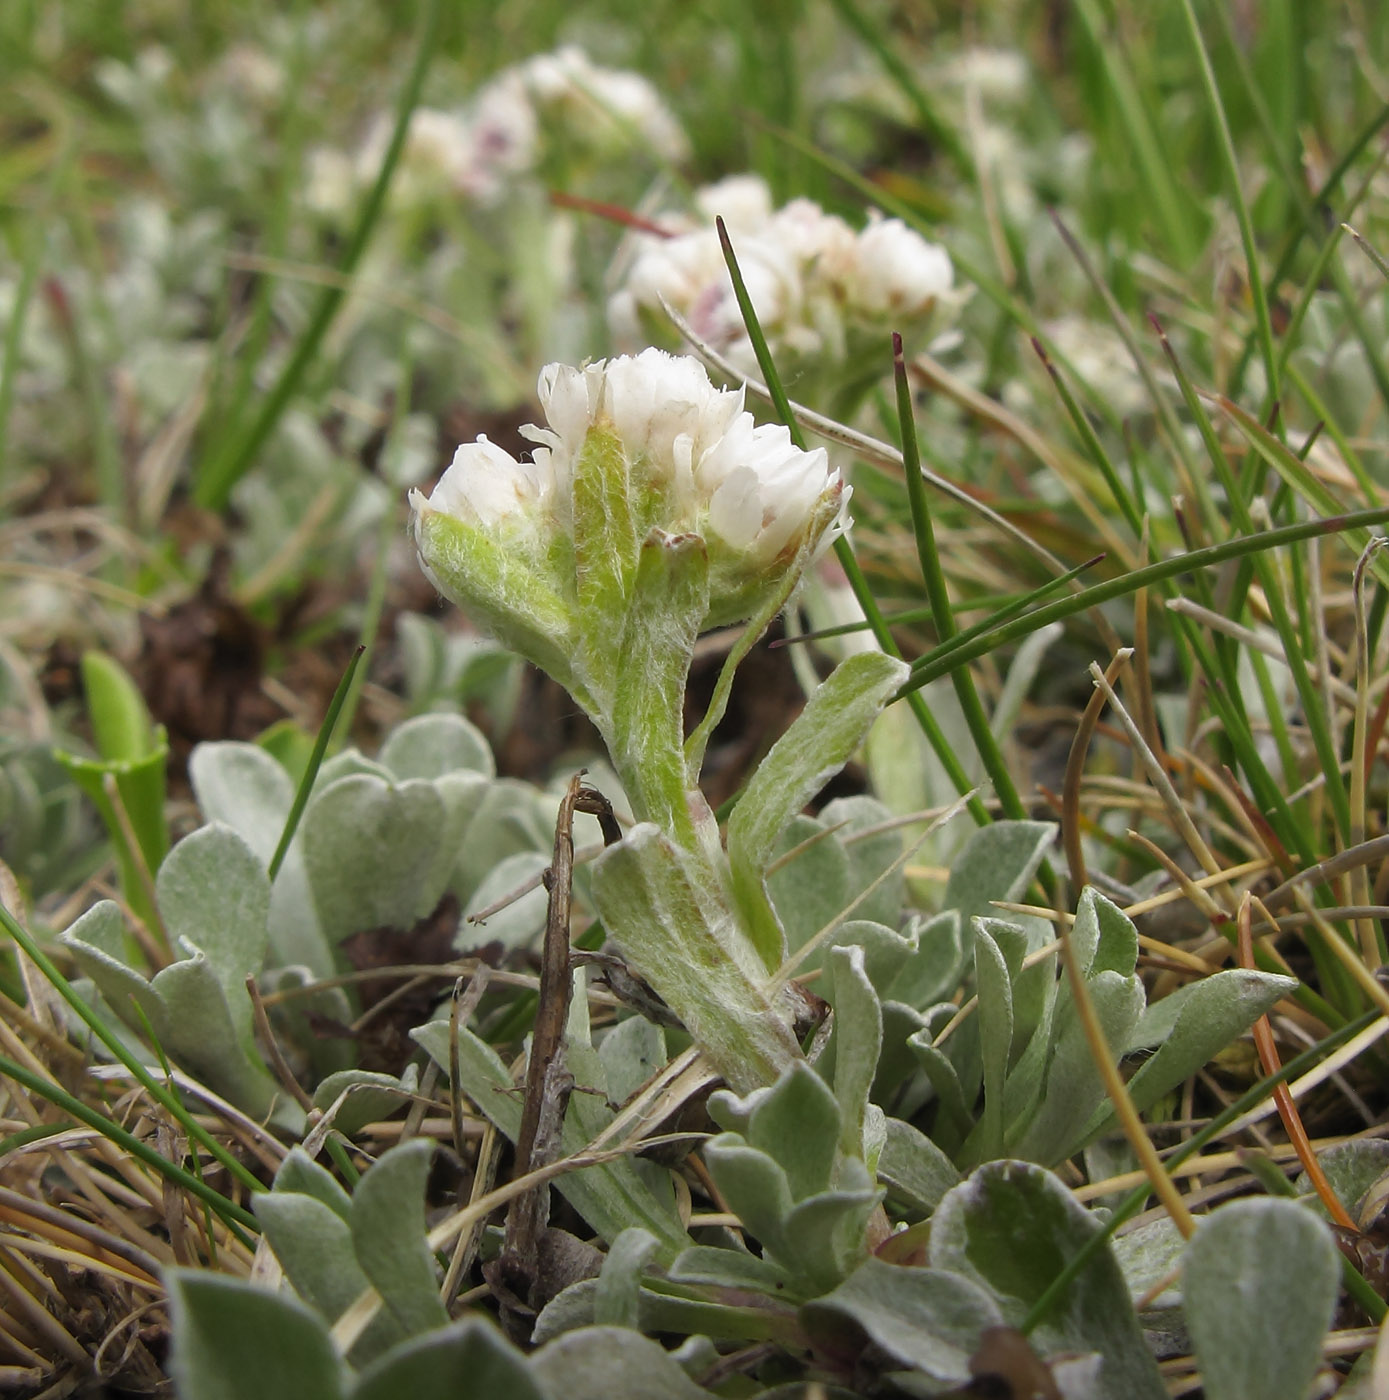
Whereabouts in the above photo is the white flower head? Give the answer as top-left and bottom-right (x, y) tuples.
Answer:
(412, 350), (849, 667)
(520, 46), (689, 163)
(355, 107), (473, 202)
(460, 71), (539, 203)
(851, 216), (954, 319)
(418, 435), (553, 530)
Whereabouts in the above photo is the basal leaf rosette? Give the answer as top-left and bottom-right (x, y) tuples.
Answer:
(410, 348), (848, 723)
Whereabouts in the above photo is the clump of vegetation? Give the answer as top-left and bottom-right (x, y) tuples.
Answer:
(3, 2), (1389, 1396)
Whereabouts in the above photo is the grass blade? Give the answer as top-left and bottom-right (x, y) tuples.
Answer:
(193, 0), (444, 510)
(268, 644), (365, 881)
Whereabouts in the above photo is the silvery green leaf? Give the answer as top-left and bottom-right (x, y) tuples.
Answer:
(878, 1116), (962, 1215)
(973, 923), (1013, 1164)
(766, 814), (849, 962)
(824, 919), (916, 1001)
(888, 910), (964, 1011)
(1070, 887), (1138, 978)
(411, 1021), (689, 1257)
(166, 1270), (344, 1400)
(597, 1015), (666, 1107)
(151, 953), (282, 1118)
(594, 1228), (661, 1328)
(1011, 970), (1144, 1167)
(312, 1069), (413, 1137)
(351, 1318), (544, 1400)
(591, 823), (802, 1094)
(1184, 1198), (1339, 1400)
(1084, 968), (1296, 1142)
(60, 900), (164, 1029)
(907, 1024), (972, 1151)
(268, 851), (335, 979)
(188, 741), (292, 868)
(273, 1147), (352, 1219)
(746, 1063), (841, 1200)
(702, 1136), (793, 1263)
(781, 1167), (882, 1292)
(303, 775), (455, 941)
(530, 1326), (709, 1400)
(667, 1245), (793, 1295)
(942, 821), (1056, 930)
(1297, 1139), (1389, 1218)
(252, 1193), (403, 1363)
(1110, 1216), (1185, 1313)
(818, 795), (906, 930)
(315, 750), (394, 787)
(826, 944), (881, 1162)
(932, 1161), (1166, 1399)
(873, 1000), (929, 1105)
(726, 652), (909, 963)
(463, 850), (550, 950)
(453, 779), (553, 902)
(532, 1278), (599, 1343)
(805, 1255), (1003, 1383)
(349, 1140), (449, 1338)
(156, 822), (269, 1034)
(378, 712), (494, 781)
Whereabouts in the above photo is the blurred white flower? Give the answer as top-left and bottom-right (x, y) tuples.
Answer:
(303, 147), (356, 218)
(694, 174), (775, 232)
(609, 175), (955, 369)
(459, 70), (539, 203)
(944, 47), (1030, 107)
(1043, 315), (1150, 419)
(851, 216), (954, 318)
(519, 45), (689, 163)
(355, 107), (473, 201)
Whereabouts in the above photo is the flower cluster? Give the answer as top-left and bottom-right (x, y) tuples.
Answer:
(608, 175), (955, 373)
(411, 349), (848, 680)
(308, 46), (686, 219)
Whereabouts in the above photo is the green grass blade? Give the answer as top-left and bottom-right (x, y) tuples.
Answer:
(0, 901), (263, 1197)
(902, 506), (1389, 692)
(1070, 0), (1199, 265)
(893, 334), (1021, 822)
(823, 0), (971, 178)
(0, 1051), (258, 1242)
(715, 217), (987, 824)
(1177, 0), (1279, 412)
(193, 0), (444, 510)
(268, 644), (365, 881)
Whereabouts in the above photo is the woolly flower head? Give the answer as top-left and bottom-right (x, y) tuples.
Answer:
(519, 46), (689, 163)
(609, 176), (954, 370)
(411, 350), (848, 693)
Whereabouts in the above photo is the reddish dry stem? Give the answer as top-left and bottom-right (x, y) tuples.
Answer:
(1237, 895), (1354, 1229)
